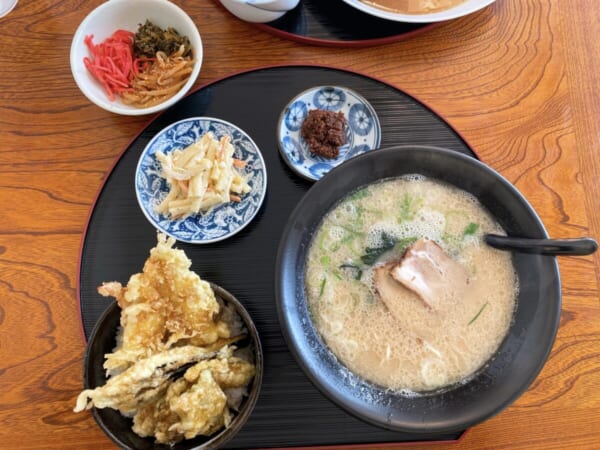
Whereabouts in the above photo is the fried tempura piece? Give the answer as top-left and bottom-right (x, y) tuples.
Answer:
(169, 369), (230, 439)
(184, 355), (256, 389)
(133, 377), (188, 444)
(130, 346), (254, 444)
(74, 345), (217, 415)
(98, 234), (232, 375)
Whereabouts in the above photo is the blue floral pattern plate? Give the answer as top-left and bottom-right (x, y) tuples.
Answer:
(135, 117), (267, 244)
(277, 86), (381, 181)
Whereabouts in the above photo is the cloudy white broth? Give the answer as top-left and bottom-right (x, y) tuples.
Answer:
(305, 175), (518, 392)
(359, 0), (467, 14)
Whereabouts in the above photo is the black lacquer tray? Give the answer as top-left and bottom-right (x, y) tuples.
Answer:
(219, 0), (440, 47)
(78, 65), (474, 449)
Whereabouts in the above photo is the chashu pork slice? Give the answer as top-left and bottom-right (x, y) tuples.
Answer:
(373, 260), (442, 341)
(389, 238), (469, 310)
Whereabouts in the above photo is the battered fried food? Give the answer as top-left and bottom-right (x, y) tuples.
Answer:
(168, 370), (230, 439)
(97, 233), (232, 376)
(74, 233), (257, 445)
(184, 355), (256, 389)
(131, 347), (256, 444)
(73, 345), (218, 416)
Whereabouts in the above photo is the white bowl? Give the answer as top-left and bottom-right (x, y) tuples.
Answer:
(341, 0), (496, 23)
(219, 0), (299, 23)
(70, 0), (203, 116)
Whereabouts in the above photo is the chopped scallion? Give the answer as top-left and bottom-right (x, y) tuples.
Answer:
(463, 222), (480, 236)
(319, 278), (326, 298)
(468, 302), (488, 325)
(339, 263), (363, 280)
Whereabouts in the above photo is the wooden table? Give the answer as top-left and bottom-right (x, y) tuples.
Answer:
(1, 1), (598, 448)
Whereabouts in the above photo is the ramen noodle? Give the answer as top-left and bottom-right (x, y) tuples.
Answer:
(305, 175), (518, 392)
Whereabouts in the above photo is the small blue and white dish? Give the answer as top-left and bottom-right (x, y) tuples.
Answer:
(277, 85), (381, 181)
(135, 117), (267, 244)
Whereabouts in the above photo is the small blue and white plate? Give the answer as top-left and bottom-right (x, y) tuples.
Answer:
(135, 117), (267, 244)
(277, 85), (381, 181)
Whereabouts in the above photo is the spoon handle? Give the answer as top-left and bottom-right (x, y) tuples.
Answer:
(484, 234), (598, 256)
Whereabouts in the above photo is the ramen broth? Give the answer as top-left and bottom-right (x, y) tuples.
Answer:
(305, 176), (518, 392)
(360, 0), (467, 14)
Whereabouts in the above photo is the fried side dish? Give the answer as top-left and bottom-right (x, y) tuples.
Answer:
(96, 233), (235, 375)
(301, 109), (347, 159)
(74, 234), (256, 445)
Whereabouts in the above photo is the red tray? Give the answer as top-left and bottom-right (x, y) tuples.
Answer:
(218, 0), (440, 47)
(78, 65), (473, 448)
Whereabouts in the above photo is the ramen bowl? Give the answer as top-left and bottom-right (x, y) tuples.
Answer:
(275, 145), (561, 433)
(82, 284), (263, 449)
(341, 0), (496, 23)
(70, 0), (202, 115)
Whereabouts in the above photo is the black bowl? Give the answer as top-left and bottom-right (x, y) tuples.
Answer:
(83, 283), (263, 450)
(275, 145), (561, 433)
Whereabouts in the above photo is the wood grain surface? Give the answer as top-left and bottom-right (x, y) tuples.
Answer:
(0, 1), (598, 449)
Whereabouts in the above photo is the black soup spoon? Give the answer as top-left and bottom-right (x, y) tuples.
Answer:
(484, 235), (598, 256)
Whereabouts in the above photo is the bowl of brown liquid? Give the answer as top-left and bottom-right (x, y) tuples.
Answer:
(341, 0), (496, 23)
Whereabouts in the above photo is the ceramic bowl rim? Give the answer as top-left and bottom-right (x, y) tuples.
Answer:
(339, 0), (497, 23)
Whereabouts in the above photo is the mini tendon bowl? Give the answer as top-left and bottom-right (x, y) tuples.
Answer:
(82, 283), (263, 450)
(70, 0), (203, 116)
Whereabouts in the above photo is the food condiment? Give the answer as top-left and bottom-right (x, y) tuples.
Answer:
(83, 20), (194, 107)
(301, 109), (347, 159)
(83, 30), (136, 101)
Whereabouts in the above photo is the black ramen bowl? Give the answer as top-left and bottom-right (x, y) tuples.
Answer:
(275, 145), (561, 433)
(82, 283), (263, 450)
